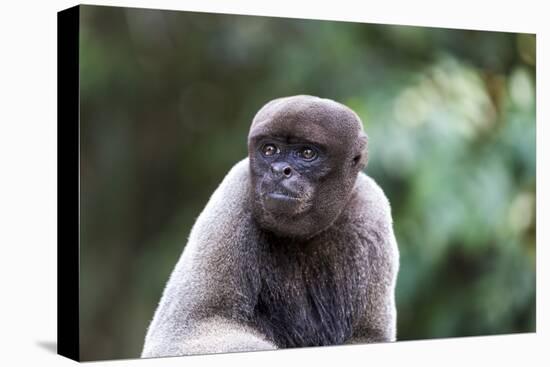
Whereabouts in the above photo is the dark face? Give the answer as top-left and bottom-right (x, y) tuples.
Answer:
(248, 95), (367, 239)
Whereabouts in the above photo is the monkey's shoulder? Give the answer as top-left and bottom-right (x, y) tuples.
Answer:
(342, 172), (393, 234)
(322, 172), (397, 265)
(185, 159), (253, 256)
(337, 172), (399, 274)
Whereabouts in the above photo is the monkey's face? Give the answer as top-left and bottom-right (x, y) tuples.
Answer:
(250, 138), (324, 219)
(248, 95), (367, 239)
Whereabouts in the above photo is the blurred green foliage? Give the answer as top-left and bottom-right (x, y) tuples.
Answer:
(78, 5), (536, 360)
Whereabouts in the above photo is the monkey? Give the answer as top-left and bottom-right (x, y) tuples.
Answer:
(141, 95), (399, 357)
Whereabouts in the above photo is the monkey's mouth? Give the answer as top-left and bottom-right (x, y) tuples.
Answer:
(266, 191), (300, 201)
(263, 190), (303, 214)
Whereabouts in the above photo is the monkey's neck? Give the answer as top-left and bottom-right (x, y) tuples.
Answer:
(258, 228), (335, 257)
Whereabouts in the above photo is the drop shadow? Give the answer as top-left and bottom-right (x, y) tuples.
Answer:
(36, 340), (57, 354)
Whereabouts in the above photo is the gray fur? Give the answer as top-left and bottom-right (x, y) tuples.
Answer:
(142, 96), (399, 358)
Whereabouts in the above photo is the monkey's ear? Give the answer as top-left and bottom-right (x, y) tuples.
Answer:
(353, 132), (368, 169)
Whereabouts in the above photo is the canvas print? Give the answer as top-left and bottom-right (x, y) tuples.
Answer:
(58, 4), (536, 361)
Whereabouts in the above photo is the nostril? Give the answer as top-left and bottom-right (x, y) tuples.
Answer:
(283, 167), (292, 177)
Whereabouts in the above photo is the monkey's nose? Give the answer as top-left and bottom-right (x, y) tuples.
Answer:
(271, 162), (293, 178)
(282, 167), (292, 177)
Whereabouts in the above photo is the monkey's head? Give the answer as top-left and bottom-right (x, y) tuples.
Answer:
(248, 95), (368, 239)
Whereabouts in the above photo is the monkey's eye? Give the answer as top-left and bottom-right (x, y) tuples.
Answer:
(261, 144), (279, 157)
(298, 146), (317, 161)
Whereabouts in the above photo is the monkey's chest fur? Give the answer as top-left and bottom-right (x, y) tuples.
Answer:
(251, 232), (368, 348)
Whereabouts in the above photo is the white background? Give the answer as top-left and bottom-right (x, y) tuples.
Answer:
(0, 0), (547, 366)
